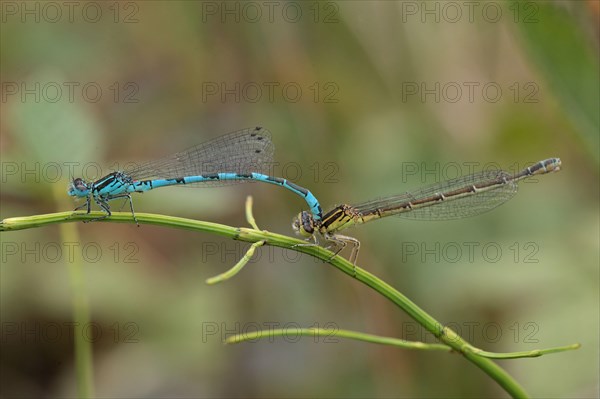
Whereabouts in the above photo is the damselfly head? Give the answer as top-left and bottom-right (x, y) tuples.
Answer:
(292, 211), (314, 237)
(548, 158), (561, 173)
(67, 178), (91, 197)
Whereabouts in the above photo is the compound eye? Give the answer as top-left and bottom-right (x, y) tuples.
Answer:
(301, 212), (314, 235)
(72, 178), (90, 192)
(74, 178), (86, 190)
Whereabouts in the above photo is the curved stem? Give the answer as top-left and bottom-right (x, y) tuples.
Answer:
(1, 210), (580, 398)
(226, 327), (453, 352)
(205, 240), (265, 284)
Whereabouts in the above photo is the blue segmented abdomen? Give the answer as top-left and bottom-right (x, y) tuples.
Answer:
(129, 172), (323, 221)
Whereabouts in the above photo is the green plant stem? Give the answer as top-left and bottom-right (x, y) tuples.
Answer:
(2, 210), (580, 398)
(227, 328), (579, 359)
(52, 190), (94, 398)
(59, 221), (94, 398)
(467, 343), (581, 359)
(226, 328), (453, 352)
(206, 240), (265, 284)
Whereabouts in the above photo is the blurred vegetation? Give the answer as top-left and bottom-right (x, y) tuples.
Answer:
(1, 1), (598, 398)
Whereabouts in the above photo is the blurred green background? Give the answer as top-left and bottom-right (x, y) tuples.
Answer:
(1, 1), (598, 397)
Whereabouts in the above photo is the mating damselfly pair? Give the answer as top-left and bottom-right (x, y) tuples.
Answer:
(68, 127), (561, 264)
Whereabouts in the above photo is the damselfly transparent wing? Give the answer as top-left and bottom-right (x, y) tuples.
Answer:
(125, 127), (274, 187)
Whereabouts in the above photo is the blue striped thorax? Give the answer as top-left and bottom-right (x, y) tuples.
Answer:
(92, 172), (134, 197)
(68, 171), (135, 199)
